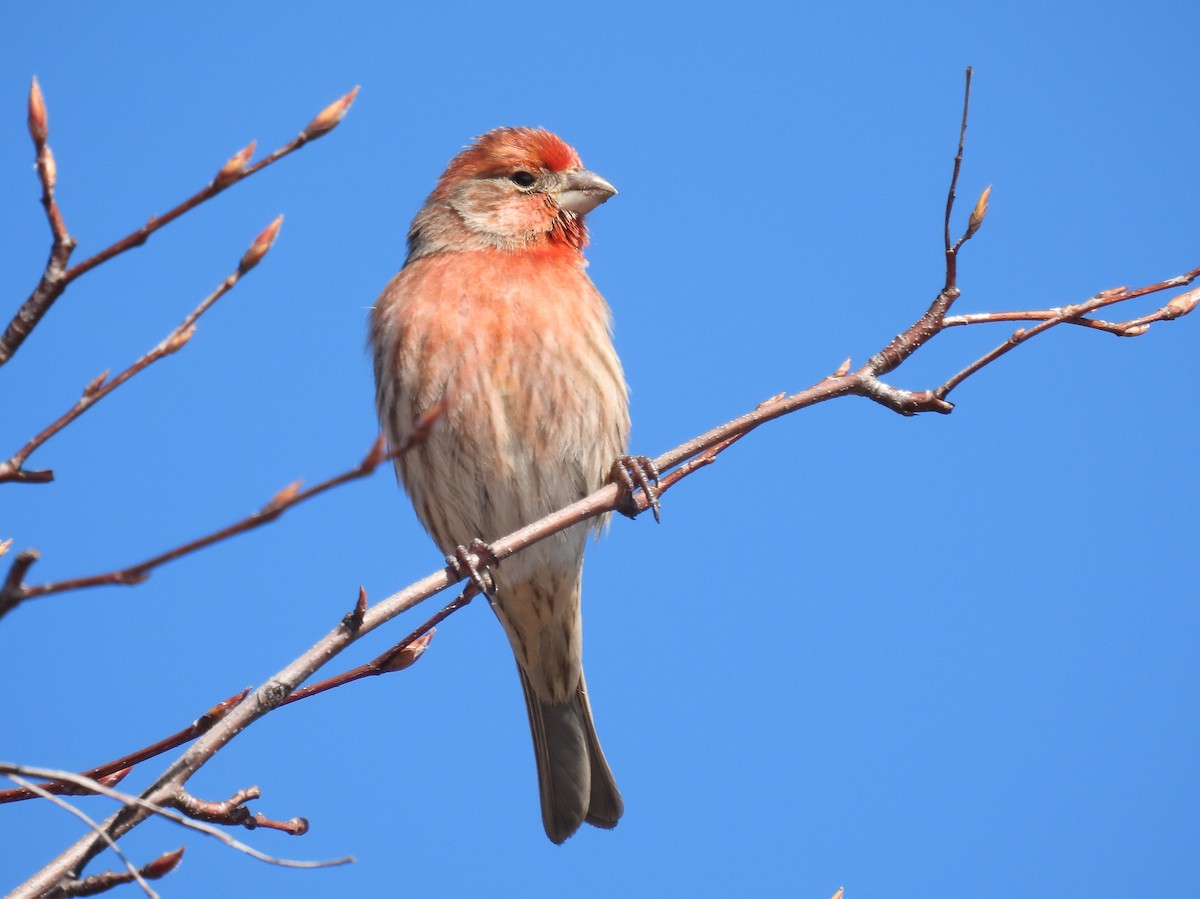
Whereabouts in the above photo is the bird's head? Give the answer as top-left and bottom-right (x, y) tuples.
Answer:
(407, 127), (616, 259)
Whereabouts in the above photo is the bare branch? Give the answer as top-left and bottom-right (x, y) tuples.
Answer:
(0, 425), (436, 619)
(943, 283), (1200, 336)
(0, 763), (354, 882)
(934, 276), (1200, 400)
(1, 78), (79, 368)
(284, 592), (452, 704)
(60, 849), (183, 898)
(0, 592), (445, 807)
(0, 691), (246, 805)
(3, 773), (160, 899)
(943, 66), (973, 285)
(62, 88), (356, 283)
(170, 786), (308, 836)
(0, 87), (358, 368)
(0, 217), (283, 486)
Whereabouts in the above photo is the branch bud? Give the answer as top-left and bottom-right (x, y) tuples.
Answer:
(264, 480), (302, 514)
(381, 631), (435, 672)
(214, 140), (257, 188)
(98, 766), (132, 788)
(40, 146), (57, 191)
(28, 77), (48, 144)
(301, 86), (359, 140)
(142, 847), (185, 880)
(1120, 324), (1150, 337)
(196, 688), (251, 729)
(164, 326), (195, 354)
(238, 215), (283, 273)
(83, 370), (109, 397)
(1166, 286), (1200, 318)
(0, 538), (12, 559)
(966, 184), (991, 237)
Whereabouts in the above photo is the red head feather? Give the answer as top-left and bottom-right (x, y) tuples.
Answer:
(435, 127), (583, 194)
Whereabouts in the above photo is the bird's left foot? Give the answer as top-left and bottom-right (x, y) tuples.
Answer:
(610, 455), (661, 522)
(447, 539), (497, 598)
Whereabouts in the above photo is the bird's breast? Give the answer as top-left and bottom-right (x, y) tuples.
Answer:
(371, 248), (629, 551)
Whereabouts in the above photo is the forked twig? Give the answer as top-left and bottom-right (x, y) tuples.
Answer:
(0, 84), (358, 368)
(0, 586), (448, 805)
(0, 411), (439, 619)
(0, 217), (283, 486)
(0, 763), (354, 873)
(4, 773), (161, 899)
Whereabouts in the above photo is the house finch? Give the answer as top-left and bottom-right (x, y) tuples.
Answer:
(370, 127), (631, 843)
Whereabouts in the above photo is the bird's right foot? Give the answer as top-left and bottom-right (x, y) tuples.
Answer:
(447, 539), (497, 599)
(611, 454), (662, 522)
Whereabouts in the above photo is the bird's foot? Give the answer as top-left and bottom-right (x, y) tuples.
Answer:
(611, 455), (661, 523)
(447, 539), (498, 598)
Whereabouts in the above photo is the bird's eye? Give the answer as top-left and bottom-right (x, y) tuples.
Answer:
(509, 170), (536, 187)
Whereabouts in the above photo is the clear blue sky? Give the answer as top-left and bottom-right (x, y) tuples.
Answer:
(3, 2), (1198, 897)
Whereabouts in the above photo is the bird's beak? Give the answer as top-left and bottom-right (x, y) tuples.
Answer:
(555, 169), (618, 215)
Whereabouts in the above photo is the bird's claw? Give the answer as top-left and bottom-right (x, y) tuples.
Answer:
(447, 539), (497, 598)
(611, 454), (661, 523)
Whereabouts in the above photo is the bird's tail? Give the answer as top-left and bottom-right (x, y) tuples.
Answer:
(519, 666), (623, 844)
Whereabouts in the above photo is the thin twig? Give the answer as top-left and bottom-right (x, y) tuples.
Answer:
(0, 87), (357, 369)
(934, 277), (1200, 400)
(0, 418), (438, 619)
(0, 764), (353, 872)
(0, 580), (448, 806)
(4, 773), (159, 899)
(943, 66), (973, 285)
(285, 594), (455, 704)
(59, 849), (184, 898)
(0, 690), (247, 805)
(857, 71), (978, 392)
(0, 217), (282, 486)
(170, 786), (308, 836)
(0, 79), (79, 368)
(62, 88), (357, 284)
(943, 286), (1200, 336)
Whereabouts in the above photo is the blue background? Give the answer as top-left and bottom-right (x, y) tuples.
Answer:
(3, 2), (1198, 897)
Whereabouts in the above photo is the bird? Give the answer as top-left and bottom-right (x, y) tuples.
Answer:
(369, 127), (634, 843)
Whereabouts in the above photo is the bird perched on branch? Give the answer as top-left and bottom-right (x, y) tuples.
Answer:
(370, 127), (636, 843)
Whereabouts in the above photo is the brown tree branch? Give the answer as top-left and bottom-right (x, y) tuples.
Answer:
(0, 764), (353, 884)
(0, 79), (80, 369)
(170, 786), (308, 836)
(0, 691), (246, 805)
(59, 849), (183, 898)
(0, 86), (358, 369)
(0, 412), (439, 620)
(2, 773), (161, 899)
(943, 285), (1200, 336)
(62, 88), (357, 284)
(0, 216), (283, 486)
(0, 591), (444, 806)
(943, 66), (974, 284)
(934, 279), (1200, 400)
